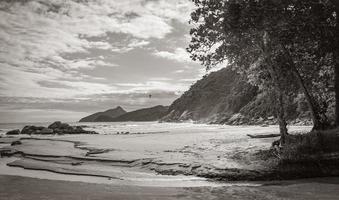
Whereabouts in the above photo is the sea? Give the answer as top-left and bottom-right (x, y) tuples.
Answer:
(0, 121), (207, 135)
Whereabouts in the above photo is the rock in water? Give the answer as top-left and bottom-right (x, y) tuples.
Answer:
(21, 126), (45, 135)
(40, 128), (54, 134)
(6, 129), (20, 135)
(48, 121), (62, 129)
(11, 140), (22, 146)
(47, 121), (98, 135)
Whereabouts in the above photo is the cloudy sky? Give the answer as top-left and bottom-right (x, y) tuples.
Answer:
(0, 0), (215, 123)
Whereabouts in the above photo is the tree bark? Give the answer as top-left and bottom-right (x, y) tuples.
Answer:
(281, 46), (329, 130)
(262, 32), (289, 146)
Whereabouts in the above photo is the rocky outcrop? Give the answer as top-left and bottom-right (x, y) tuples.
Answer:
(47, 121), (97, 134)
(79, 106), (126, 122)
(9, 121), (98, 135)
(21, 126), (45, 135)
(6, 129), (20, 135)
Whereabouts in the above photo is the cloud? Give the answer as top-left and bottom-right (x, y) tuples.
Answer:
(153, 47), (193, 63)
(0, 0), (197, 122)
(0, 0), (194, 98)
(66, 59), (116, 69)
(116, 80), (188, 93)
(0, 91), (181, 123)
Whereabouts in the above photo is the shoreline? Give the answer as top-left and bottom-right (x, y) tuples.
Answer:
(1, 124), (338, 185)
(1, 174), (339, 200)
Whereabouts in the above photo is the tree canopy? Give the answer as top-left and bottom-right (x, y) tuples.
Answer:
(188, 0), (339, 145)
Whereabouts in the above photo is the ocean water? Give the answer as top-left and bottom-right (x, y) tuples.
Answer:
(0, 122), (50, 135)
(0, 121), (213, 135)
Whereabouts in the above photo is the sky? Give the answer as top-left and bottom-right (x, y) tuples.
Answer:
(0, 0), (217, 123)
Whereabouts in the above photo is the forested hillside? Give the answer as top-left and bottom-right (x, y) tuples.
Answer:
(162, 67), (313, 125)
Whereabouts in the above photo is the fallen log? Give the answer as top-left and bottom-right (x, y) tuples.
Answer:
(247, 134), (280, 138)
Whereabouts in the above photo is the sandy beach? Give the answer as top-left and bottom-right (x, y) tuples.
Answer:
(1, 175), (339, 200)
(0, 123), (311, 182)
(3, 122), (337, 199)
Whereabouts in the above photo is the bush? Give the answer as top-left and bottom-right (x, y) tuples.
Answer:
(280, 128), (339, 161)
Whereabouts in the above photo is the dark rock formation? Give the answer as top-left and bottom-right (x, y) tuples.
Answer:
(79, 106), (126, 122)
(21, 126), (45, 135)
(47, 121), (98, 134)
(11, 140), (22, 146)
(40, 128), (54, 134)
(6, 129), (20, 135)
(18, 122), (98, 135)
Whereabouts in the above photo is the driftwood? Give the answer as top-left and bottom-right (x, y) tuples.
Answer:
(247, 134), (281, 138)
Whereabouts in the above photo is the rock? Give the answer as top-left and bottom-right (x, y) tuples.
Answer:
(17, 121), (99, 135)
(71, 162), (83, 166)
(21, 126), (44, 135)
(48, 121), (72, 130)
(48, 121), (62, 129)
(11, 140), (22, 146)
(40, 128), (54, 134)
(6, 129), (20, 135)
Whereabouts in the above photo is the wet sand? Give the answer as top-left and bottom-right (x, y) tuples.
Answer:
(1, 175), (339, 200)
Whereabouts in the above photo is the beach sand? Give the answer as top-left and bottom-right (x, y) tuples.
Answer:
(2, 123), (338, 199)
(1, 175), (339, 200)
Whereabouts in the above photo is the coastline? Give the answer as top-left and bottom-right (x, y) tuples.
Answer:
(1, 123), (339, 199)
(1, 174), (339, 200)
(0, 124), (318, 182)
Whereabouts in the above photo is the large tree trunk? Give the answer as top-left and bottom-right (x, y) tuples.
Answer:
(266, 67), (288, 145)
(276, 87), (288, 145)
(281, 46), (329, 130)
(291, 66), (329, 130)
(262, 32), (289, 146)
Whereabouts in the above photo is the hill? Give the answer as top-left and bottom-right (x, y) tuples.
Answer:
(111, 105), (169, 122)
(161, 67), (309, 125)
(79, 106), (126, 122)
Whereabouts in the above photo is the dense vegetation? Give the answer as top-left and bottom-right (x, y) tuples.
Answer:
(162, 67), (310, 125)
(188, 0), (339, 146)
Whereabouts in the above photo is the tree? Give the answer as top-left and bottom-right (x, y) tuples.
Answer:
(329, 0), (339, 126)
(188, 0), (337, 133)
(188, 0), (292, 144)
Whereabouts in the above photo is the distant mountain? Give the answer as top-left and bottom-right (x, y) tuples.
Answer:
(79, 106), (127, 122)
(111, 105), (169, 122)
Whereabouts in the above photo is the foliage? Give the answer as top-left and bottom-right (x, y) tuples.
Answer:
(187, 0), (338, 133)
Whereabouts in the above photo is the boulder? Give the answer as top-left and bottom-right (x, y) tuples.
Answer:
(18, 121), (100, 135)
(11, 140), (22, 146)
(6, 129), (20, 135)
(48, 121), (62, 129)
(21, 126), (45, 135)
(40, 128), (54, 134)
(48, 121), (72, 130)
